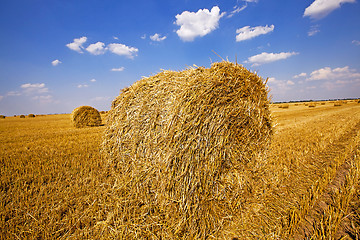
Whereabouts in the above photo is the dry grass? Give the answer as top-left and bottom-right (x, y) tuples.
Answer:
(1, 93), (360, 238)
(102, 61), (272, 239)
(71, 106), (102, 128)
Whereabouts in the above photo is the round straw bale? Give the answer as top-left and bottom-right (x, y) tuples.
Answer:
(334, 101), (342, 106)
(71, 106), (102, 128)
(102, 61), (272, 238)
(0, 115), (5, 119)
(20, 115), (25, 118)
(28, 114), (35, 118)
(308, 102), (316, 107)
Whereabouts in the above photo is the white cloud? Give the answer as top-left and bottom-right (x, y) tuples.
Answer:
(227, 5), (247, 18)
(21, 83), (49, 94)
(175, 6), (225, 42)
(308, 25), (320, 36)
(7, 91), (22, 96)
(304, 0), (356, 19)
(245, 52), (298, 66)
(352, 40), (360, 45)
(111, 67), (125, 72)
(267, 77), (295, 92)
(113, 36), (119, 40)
(236, 25), (274, 42)
(66, 37), (87, 53)
(51, 59), (62, 66)
(86, 42), (106, 55)
(90, 79), (96, 82)
(107, 43), (138, 59)
(32, 95), (54, 104)
(150, 33), (167, 42)
(77, 84), (89, 88)
(32, 95), (52, 100)
(244, 0), (258, 2)
(141, 34), (147, 40)
(307, 66), (360, 81)
(286, 80), (295, 85)
(293, 72), (307, 78)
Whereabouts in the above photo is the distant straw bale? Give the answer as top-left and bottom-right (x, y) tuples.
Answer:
(71, 106), (102, 128)
(308, 102), (316, 107)
(102, 61), (272, 238)
(20, 115), (25, 118)
(0, 115), (5, 119)
(279, 103), (289, 108)
(334, 101), (342, 107)
(28, 114), (35, 118)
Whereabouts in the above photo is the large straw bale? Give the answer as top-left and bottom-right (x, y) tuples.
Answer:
(71, 106), (102, 128)
(102, 61), (272, 238)
(0, 115), (5, 119)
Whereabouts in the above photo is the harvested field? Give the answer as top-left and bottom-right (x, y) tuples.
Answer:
(1, 102), (360, 239)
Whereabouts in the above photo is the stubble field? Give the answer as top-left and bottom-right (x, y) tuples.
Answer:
(1, 101), (360, 239)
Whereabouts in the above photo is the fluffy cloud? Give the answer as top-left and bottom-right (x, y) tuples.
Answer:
(66, 37), (87, 53)
(141, 34), (147, 40)
(107, 43), (138, 59)
(175, 6), (225, 42)
(150, 33), (167, 42)
(90, 79), (96, 82)
(352, 40), (360, 45)
(236, 25), (274, 42)
(293, 72), (307, 78)
(304, 0), (356, 19)
(77, 84), (89, 88)
(111, 67), (125, 72)
(267, 77), (295, 91)
(286, 80), (295, 85)
(51, 59), (61, 66)
(86, 42), (106, 55)
(21, 83), (49, 94)
(245, 52), (298, 66)
(307, 66), (360, 81)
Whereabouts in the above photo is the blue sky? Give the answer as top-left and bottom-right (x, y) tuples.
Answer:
(0, 0), (359, 115)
